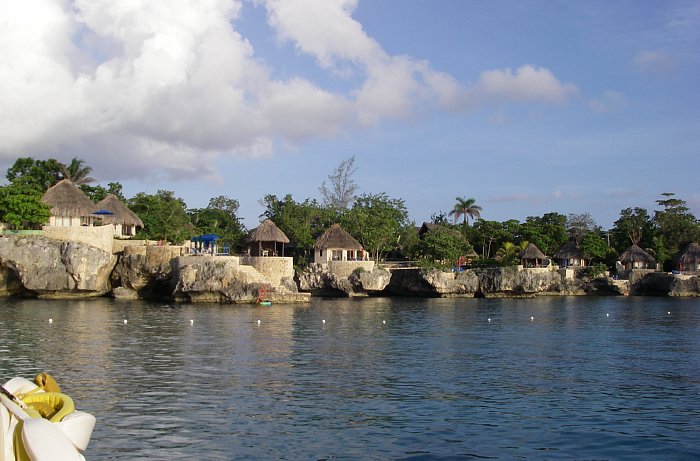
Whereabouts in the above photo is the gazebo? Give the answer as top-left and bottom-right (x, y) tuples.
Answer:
(618, 244), (656, 270)
(314, 224), (364, 263)
(41, 179), (97, 227)
(519, 243), (547, 268)
(192, 234), (221, 255)
(554, 240), (586, 268)
(247, 220), (289, 257)
(95, 194), (144, 237)
(678, 243), (700, 273)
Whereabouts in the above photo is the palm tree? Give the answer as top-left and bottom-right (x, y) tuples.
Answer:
(60, 157), (96, 185)
(496, 241), (528, 265)
(449, 197), (482, 227)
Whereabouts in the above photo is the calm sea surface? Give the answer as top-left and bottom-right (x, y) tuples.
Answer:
(1, 296), (699, 460)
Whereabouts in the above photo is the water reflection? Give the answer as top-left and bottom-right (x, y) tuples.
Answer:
(1, 296), (699, 459)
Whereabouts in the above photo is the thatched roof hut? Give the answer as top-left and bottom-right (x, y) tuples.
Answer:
(618, 244), (656, 270)
(679, 242), (700, 272)
(247, 219), (289, 256)
(95, 194), (144, 236)
(519, 243), (547, 268)
(418, 222), (437, 239)
(554, 240), (586, 267)
(315, 224), (362, 251)
(314, 224), (364, 263)
(41, 179), (97, 226)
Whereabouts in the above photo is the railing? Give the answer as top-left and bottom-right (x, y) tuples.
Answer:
(2, 230), (44, 235)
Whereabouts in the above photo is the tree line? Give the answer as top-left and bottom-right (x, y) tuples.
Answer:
(0, 156), (698, 271)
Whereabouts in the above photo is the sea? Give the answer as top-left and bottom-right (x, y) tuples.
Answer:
(1, 296), (699, 460)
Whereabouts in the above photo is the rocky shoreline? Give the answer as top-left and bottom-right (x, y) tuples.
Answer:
(0, 235), (698, 302)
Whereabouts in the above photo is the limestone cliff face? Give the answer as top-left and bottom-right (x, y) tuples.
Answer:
(0, 235), (115, 298)
(297, 263), (391, 296)
(633, 272), (700, 296)
(387, 266), (620, 297)
(111, 246), (181, 300)
(171, 256), (306, 303)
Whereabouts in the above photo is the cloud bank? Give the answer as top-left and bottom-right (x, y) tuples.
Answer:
(0, 0), (578, 181)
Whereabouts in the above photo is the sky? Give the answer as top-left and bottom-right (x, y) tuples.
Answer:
(1, 0), (698, 230)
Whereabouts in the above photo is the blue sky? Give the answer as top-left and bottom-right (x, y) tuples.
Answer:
(1, 0), (698, 229)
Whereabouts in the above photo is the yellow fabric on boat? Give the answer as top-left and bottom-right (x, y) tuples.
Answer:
(21, 392), (75, 422)
(34, 372), (61, 393)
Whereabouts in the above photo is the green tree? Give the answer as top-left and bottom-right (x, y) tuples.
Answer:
(189, 195), (246, 253)
(496, 241), (528, 266)
(128, 190), (191, 243)
(419, 225), (472, 266)
(653, 193), (700, 268)
(6, 157), (63, 190)
(472, 219), (505, 259)
(0, 178), (50, 229)
(319, 155), (359, 210)
(259, 194), (336, 264)
(59, 158), (96, 185)
(519, 212), (568, 255)
(611, 207), (654, 251)
(81, 182), (125, 202)
(580, 232), (608, 262)
(342, 192), (409, 262)
(448, 197), (482, 229)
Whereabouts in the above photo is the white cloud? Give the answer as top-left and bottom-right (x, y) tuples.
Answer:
(632, 50), (679, 77)
(589, 90), (626, 113)
(474, 65), (579, 104)
(0, 0), (580, 183)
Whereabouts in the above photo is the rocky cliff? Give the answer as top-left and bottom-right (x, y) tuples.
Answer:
(297, 263), (392, 296)
(0, 235), (115, 298)
(171, 256), (308, 303)
(110, 245), (182, 300)
(386, 266), (621, 297)
(0, 235), (697, 301)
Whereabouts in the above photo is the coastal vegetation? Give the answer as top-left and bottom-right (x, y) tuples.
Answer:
(0, 156), (699, 272)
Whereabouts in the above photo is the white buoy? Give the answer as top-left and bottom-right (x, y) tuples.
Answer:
(530, 316), (534, 322)
(48, 319), (53, 324)
(382, 320), (386, 325)
(190, 319), (194, 325)
(606, 313), (610, 317)
(123, 319), (128, 325)
(322, 319), (326, 324)
(667, 311), (671, 315)
(257, 319), (261, 325)
(488, 318), (491, 322)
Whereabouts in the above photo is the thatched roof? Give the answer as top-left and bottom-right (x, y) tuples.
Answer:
(519, 243), (546, 260)
(41, 179), (96, 217)
(95, 194), (144, 227)
(418, 222), (437, 237)
(619, 244), (656, 264)
(315, 224), (362, 250)
(248, 219), (289, 243)
(679, 243), (700, 264)
(554, 240), (583, 260)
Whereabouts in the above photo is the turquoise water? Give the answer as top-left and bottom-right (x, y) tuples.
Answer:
(1, 296), (699, 459)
